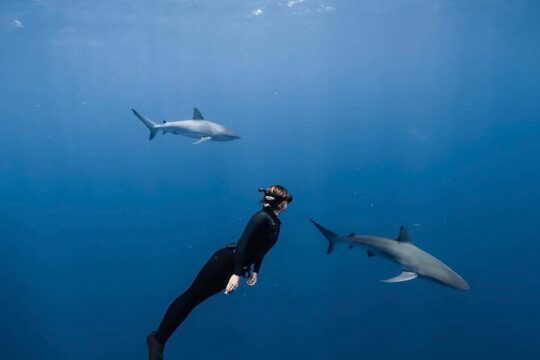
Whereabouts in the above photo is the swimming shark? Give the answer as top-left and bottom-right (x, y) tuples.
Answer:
(309, 219), (469, 290)
(131, 108), (241, 144)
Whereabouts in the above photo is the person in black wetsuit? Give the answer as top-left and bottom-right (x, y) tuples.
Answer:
(146, 185), (293, 360)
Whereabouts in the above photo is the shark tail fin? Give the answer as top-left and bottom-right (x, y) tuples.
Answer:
(132, 109), (159, 140)
(309, 218), (340, 255)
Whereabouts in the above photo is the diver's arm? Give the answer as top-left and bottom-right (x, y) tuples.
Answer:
(253, 257), (265, 274)
(233, 212), (270, 276)
(252, 236), (277, 274)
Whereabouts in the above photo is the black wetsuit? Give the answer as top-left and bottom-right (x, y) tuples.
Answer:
(154, 208), (281, 344)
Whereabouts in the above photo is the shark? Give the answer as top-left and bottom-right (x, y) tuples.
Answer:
(309, 219), (469, 290)
(131, 108), (241, 144)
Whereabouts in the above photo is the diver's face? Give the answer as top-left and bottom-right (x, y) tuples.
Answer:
(279, 200), (289, 213)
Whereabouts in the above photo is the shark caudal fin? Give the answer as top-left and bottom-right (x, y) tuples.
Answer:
(132, 109), (159, 140)
(309, 218), (340, 255)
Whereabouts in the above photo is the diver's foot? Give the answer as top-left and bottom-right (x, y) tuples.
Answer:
(146, 331), (164, 360)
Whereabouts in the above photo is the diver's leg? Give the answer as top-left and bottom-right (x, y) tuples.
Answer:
(153, 247), (234, 345)
(147, 331), (164, 360)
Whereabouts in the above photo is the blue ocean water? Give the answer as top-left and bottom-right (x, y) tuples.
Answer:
(1, 0), (539, 358)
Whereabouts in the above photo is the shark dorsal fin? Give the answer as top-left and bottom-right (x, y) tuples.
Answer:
(396, 226), (411, 242)
(193, 108), (204, 120)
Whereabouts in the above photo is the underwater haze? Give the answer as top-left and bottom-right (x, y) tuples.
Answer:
(1, 0), (540, 359)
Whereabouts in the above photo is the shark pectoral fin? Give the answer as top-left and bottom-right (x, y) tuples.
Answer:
(192, 136), (212, 145)
(381, 271), (418, 283)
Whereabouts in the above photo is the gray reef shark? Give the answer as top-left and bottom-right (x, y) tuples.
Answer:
(132, 108), (240, 144)
(309, 219), (469, 290)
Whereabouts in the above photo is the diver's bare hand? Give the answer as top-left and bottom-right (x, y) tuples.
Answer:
(225, 274), (240, 294)
(246, 272), (258, 286)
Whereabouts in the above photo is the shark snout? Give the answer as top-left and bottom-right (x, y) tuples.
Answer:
(211, 133), (241, 141)
(453, 276), (470, 291)
(221, 132), (241, 140)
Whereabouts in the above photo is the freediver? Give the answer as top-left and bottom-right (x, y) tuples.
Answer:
(146, 185), (293, 360)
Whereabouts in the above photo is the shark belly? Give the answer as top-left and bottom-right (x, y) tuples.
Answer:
(164, 123), (211, 139)
(407, 248), (469, 290)
(173, 129), (204, 138)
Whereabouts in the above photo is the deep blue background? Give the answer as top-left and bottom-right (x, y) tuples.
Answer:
(1, 1), (539, 359)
